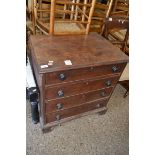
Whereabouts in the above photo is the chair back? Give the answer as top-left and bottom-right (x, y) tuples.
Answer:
(90, 0), (114, 33)
(111, 0), (129, 18)
(102, 16), (129, 53)
(34, 0), (97, 35)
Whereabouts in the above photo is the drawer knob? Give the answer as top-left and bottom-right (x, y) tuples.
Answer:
(56, 115), (61, 121)
(90, 67), (94, 70)
(112, 66), (118, 72)
(56, 103), (63, 110)
(100, 91), (106, 97)
(59, 73), (66, 81)
(57, 90), (64, 97)
(105, 80), (111, 86)
(96, 104), (100, 108)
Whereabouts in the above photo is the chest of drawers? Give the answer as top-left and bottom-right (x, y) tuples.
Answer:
(29, 33), (128, 132)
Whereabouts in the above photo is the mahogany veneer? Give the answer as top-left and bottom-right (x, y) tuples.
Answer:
(29, 33), (128, 132)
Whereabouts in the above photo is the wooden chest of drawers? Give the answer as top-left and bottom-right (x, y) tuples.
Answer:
(29, 33), (128, 132)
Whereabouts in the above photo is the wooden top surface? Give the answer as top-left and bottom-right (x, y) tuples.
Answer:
(30, 33), (128, 73)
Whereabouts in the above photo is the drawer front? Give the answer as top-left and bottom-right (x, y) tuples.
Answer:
(45, 75), (119, 100)
(45, 98), (108, 124)
(45, 87), (113, 113)
(45, 63), (126, 85)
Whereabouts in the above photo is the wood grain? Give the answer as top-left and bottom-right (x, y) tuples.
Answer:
(29, 33), (128, 74)
(45, 75), (119, 100)
(45, 97), (108, 123)
(29, 33), (128, 130)
(45, 63), (126, 86)
(45, 87), (113, 113)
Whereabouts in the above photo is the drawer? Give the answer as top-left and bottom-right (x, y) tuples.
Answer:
(45, 63), (126, 85)
(45, 75), (119, 100)
(45, 98), (108, 124)
(45, 87), (113, 113)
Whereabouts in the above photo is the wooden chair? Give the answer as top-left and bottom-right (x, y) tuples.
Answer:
(111, 0), (129, 18)
(100, 0), (129, 41)
(102, 16), (129, 53)
(33, 0), (97, 35)
(102, 16), (129, 97)
(90, 0), (114, 33)
(26, 0), (36, 34)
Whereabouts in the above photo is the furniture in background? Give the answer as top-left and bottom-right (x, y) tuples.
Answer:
(101, 16), (129, 54)
(97, 0), (108, 4)
(111, 0), (129, 18)
(26, 0), (36, 34)
(101, 16), (129, 97)
(29, 33), (128, 132)
(90, 0), (129, 34)
(26, 0), (129, 35)
(90, 0), (114, 33)
(99, 0), (129, 35)
(33, 0), (96, 35)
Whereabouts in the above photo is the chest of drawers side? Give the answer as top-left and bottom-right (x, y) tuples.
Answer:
(28, 44), (46, 128)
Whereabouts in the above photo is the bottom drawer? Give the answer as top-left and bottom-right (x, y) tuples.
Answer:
(45, 98), (108, 124)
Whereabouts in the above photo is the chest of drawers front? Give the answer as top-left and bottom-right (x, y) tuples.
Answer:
(29, 33), (128, 131)
(38, 63), (126, 129)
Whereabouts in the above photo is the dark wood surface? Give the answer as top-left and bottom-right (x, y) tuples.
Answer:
(45, 63), (126, 86)
(45, 75), (119, 100)
(45, 87), (113, 113)
(45, 97), (109, 123)
(29, 33), (128, 130)
(29, 33), (128, 73)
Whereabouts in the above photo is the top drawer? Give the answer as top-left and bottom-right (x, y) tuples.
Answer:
(45, 63), (126, 85)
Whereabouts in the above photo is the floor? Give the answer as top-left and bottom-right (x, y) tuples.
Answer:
(26, 84), (129, 155)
